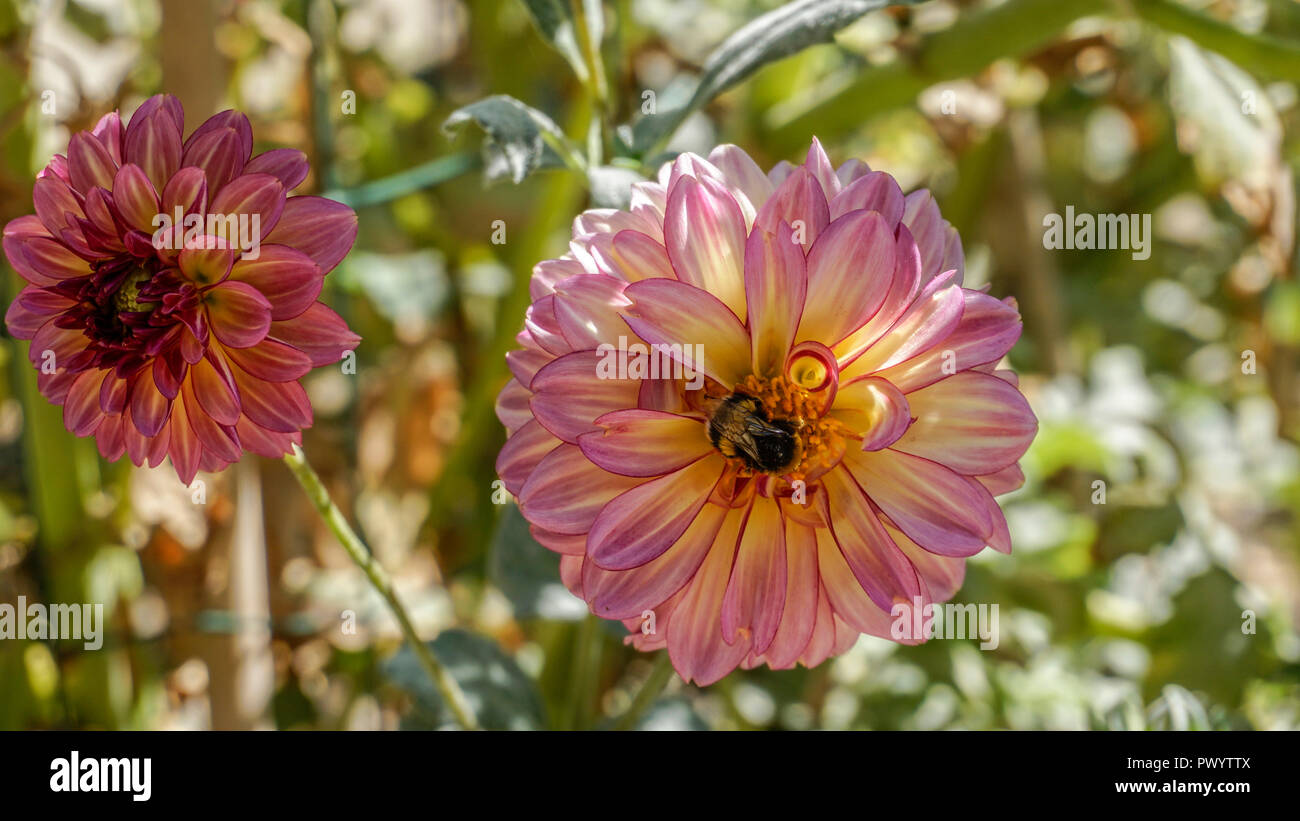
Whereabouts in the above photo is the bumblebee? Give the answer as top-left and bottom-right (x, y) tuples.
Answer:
(706, 393), (803, 475)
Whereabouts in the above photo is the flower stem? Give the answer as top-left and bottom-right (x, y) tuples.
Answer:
(282, 445), (478, 730)
(611, 653), (676, 731)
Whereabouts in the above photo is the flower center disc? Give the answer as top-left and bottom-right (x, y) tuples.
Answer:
(732, 374), (847, 481)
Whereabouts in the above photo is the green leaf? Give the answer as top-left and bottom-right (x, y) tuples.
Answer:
(488, 503), (587, 622)
(519, 0), (590, 81)
(384, 629), (547, 730)
(444, 95), (582, 183)
(621, 0), (907, 155)
(586, 164), (646, 209)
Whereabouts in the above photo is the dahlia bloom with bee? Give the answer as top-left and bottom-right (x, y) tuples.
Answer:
(497, 139), (1036, 685)
(4, 95), (360, 484)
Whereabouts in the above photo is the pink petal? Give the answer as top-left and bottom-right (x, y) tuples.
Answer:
(111, 164), (161, 234)
(268, 302), (360, 366)
(494, 377), (534, 435)
(666, 507), (752, 686)
(799, 210), (896, 347)
(828, 170), (905, 225)
(754, 166), (830, 250)
(123, 109), (182, 194)
(63, 368), (107, 436)
(814, 526), (914, 641)
(822, 465), (923, 610)
(67, 132), (118, 194)
(707, 143), (774, 209)
(829, 376), (911, 451)
(188, 351), (242, 425)
(263, 196), (357, 274)
(804, 137), (841, 199)
(226, 360), (312, 433)
(578, 409), (713, 477)
(181, 127), (246, 198)
(528, 350), (641, 443)
(893, 371), (1037, 475)
(874, 290), (1022, 393)
(620, 278), (751, 390)
(205, 280), (272, 348)
(756, 515), (820, 668)
(663, 175), (748, 320)
(587, 454), (724, 570)
(496, 419), (559, 495)
(227, 245), (322, 320)
(244, 148), (310, 192)
(517, 444), (641, 534)
(721, 496), (787, 653)
(745, 222), (806, 375)
(583, 502), (726, 620)
(551, 273), (632, 350)
(129, 368), (173, 437)
(843, 270), (963, 378)
(842, 447), (992, 557)
(609, 230), (675, 282)
(208, 173), (285, 242)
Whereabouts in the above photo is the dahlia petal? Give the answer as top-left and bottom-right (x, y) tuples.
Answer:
(505, 346), (549, 387)
(67, 132), (118, 194)
(15, 236), (93, 281)
(966, 476), (1012, 554)
(185, 110), (253, 166)
(835, 158), (871, 186)
(796, 585), (841, 666)
(517, 445), (641, 535)
(91, 111), (124, 165)
(268, 302), (360, 366)
(124, 111), (182, 194)
(609, 229), (675, 282)
(129, 369), (172, 437)
(227, 245), (322, 320)
(893, 371), (1037, 474)
(799, 210), (896, 347)
(829, 376), (911, 451)
(99, 372), (128, 415)
(234, 415), (299, 459)
(178, 243), (235, 285)
(814, 526), (916, 642)
(821, 466), (923, 610)
(721, 496), (787, 653)
(551, 273), (632, 349)
(843, 271), (963, 378)
(208, 173), (285, 242)
(5, 291), (51, 338)
(805, 137), (841, 199)
(587, 454), (724, 570)
(182, 377), (242, 462)
(263, 196), (356, 274)
(166, 396), (202, 484)
(885, 523), (967, 601)
(227, 361), (312, 433)
(111, 164), (161, 234)
(754, 166), (830, 250)
(29, 319), (85, 369)
(528, 350), (642, 443)
(496, 419), (559, 495)
(63, 368), (107, 436)
(578, 409), (713, 477)
(531, 257), (584, 299)
(31, 176), (83, 239)
(494, 377), (532, 435)
(842, 447), (991, 557)
(94, 413), (126, 461)
(583, 502), (726, 620)
(976, 463), (1026, 496)
(620, 278), (751, 389)
(667, 507), (751, 686)
(828, 170), (905, 225)
(181, 127), (245, 198)
(707, 144), (774, 209)
(663, 175), (748, 319)
(874, 290), (1022, 392)
(531, 525), (586, 555)
(153, 353), (185, 400)
(756, 515), (820, 669)
(244, 148), (310, 192)
(745, 222), (806, 375)
(205, 280), (272, 348)
(189, 352), (242, 426)
(160, 166), (208, 220)
(833, 225), (922, 364)
(902, 190), (958, 286)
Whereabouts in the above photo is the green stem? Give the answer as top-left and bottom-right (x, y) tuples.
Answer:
(611, 653), (675, 731)
(323, 152), (481, 210)
(282, 445), (478, 730)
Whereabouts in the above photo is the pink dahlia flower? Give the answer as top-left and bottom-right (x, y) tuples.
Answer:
(497, 139), (1037, 685)
(4, 95), (360, 484)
